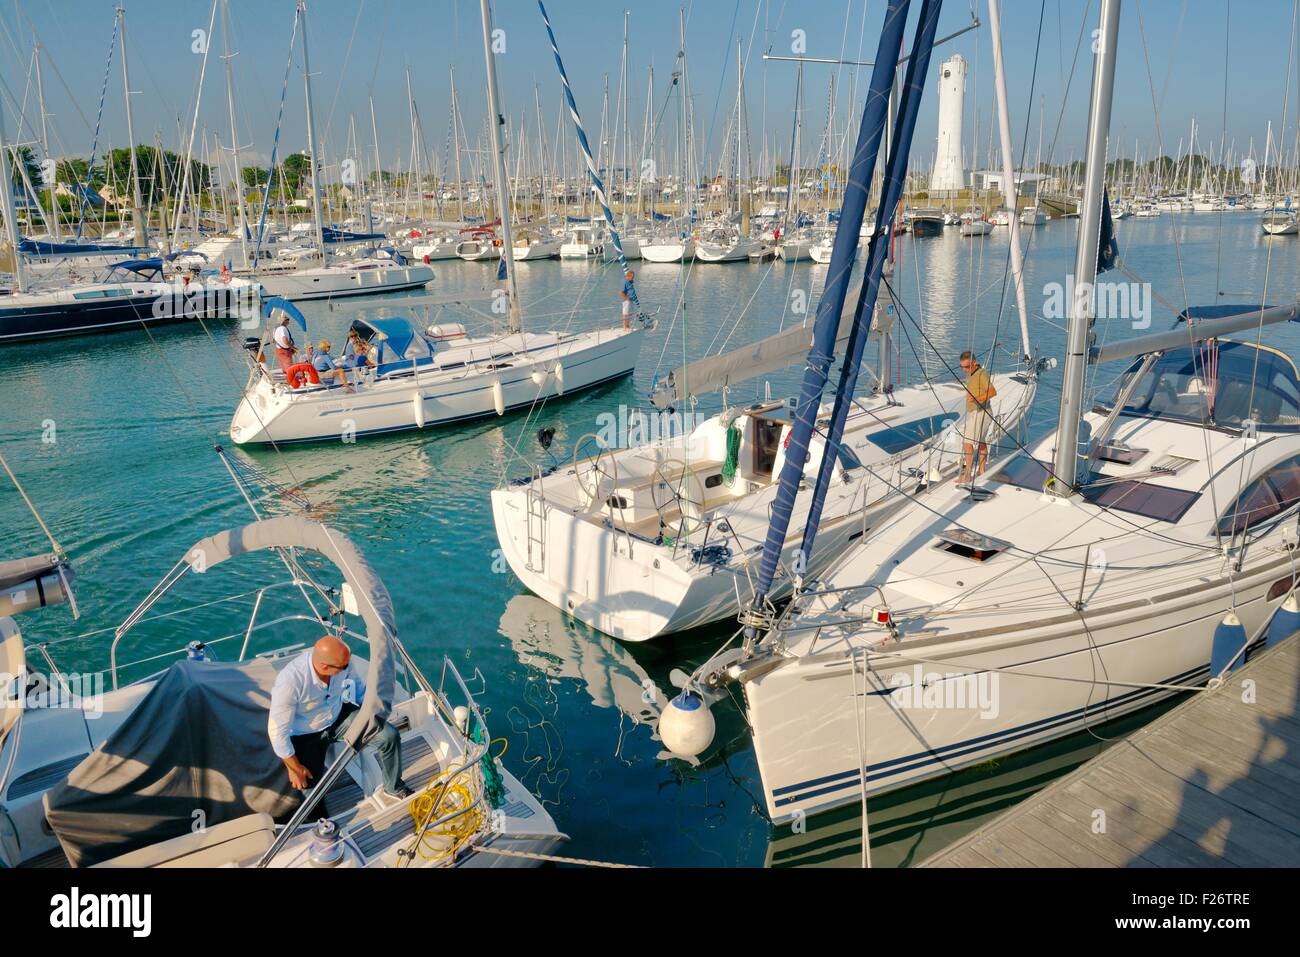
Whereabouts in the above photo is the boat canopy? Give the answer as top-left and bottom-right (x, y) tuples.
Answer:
(104, 258), (164, 281)
(263, 296), (308, 332)
(351, 316), (434, 370)
(321, 226), (385, 244)
(1099, 339), (1300, 431)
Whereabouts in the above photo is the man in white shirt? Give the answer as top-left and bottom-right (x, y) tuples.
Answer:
(267, 635), (409, 800)
(272, 316), (300, 376)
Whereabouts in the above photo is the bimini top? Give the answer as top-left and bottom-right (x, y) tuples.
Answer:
(105, 258), (164, 281)
(350, 316), (434, 372)
(1098, 338), (1300, 432)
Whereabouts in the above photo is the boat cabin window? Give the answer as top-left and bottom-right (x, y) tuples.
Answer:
(1097, 340), (1300, 432)
(1215, 453), (1300, 536)
(989, 454), (1200, 522)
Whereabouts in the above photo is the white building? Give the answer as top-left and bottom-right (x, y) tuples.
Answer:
(929, 54), (967, 196)
(971, 170), (1048, 197)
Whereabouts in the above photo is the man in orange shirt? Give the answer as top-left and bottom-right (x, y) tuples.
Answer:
(958, 350), (997, 485)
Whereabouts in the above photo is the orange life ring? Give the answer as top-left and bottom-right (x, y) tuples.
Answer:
(286, 362), (320, 389)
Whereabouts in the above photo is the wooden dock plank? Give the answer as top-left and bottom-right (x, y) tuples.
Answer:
(920, 636), (1300, 868)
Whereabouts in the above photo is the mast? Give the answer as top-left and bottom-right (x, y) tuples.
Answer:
(0, 103), (28, 293)
(785, 61), (803, 230)
(479, 0), (522, 333)
(620, 10), (630, 233)
(450, 67), (466, 223)
(116, 6), (146, 247)
(220, 0), (249, 266)
(369, 95), (384, 223)
(299, 0), (327, 262)
(1051, 0), (1121, 496)
(987, 0), (1031, 359)
(33, 40), (60, 241)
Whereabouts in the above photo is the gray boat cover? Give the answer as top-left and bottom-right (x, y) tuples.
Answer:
(44, 658), (301, 868)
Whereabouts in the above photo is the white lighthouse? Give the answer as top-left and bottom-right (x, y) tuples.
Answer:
(929, 54), (967, 195)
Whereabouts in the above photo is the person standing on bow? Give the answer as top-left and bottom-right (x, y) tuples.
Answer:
(958, 349), (998, 485)
(620, 269), (639, 331)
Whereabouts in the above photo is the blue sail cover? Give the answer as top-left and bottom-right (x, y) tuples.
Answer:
(797, 0), (944, 566)
(746, 0), (915, 617)
(19, 238), (139, 256)
(263, 296), (307, 330)
(322, 226), (386, 244)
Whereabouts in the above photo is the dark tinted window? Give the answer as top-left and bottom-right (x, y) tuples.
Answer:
(1217, 454), (1300, 536)
(990, 454), (1199, 522)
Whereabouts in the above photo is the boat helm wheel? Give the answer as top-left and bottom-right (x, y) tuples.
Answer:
(574, 439), (621, 514)
(651, 458), (707, 537)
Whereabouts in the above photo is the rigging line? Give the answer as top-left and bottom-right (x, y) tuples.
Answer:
(882, 275), (1237, 556)
(319, 0), (367, 151)
(985, 0), (1058, 372)
(0, 447), (65, 558)
(1214, 1), (1231, 296)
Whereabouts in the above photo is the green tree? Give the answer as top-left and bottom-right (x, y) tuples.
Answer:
(281, 152), (313, 194)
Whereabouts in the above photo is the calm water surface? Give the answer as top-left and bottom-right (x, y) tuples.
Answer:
(4, 212), (1299, 866)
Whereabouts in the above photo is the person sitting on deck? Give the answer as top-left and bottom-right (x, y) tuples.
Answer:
(311, 339), (354, 392)
(343, 329), (377, 375)
(268, 635), (410, 802)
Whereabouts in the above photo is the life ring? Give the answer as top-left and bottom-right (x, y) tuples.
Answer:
(492, 238), (503, 248)
(286, 362), (320, 389)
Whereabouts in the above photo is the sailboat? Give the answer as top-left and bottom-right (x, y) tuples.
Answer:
(244, 2), (433, 303)
(230, 0), (643, 446)
(0, 456), (564, 868)
(0, 14), (262, 344)
(677, 0), (1300, 824)
(489, 0), (1038, 643)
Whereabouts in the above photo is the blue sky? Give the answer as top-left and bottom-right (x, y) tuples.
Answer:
(1, 1), (1296, 181)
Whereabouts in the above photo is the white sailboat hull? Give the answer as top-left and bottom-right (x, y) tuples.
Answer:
(743, 558), (1288, 822)
(640, 239), (696, 263)
(696, 238), (761, 262)
(491, 374), (1034, 641)
(257, 264), (433, 301)
(231, 327), (642, 445)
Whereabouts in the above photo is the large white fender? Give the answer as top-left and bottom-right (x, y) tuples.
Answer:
(412, 393), (426, 429)
(492, 379), (505, 416)
(554, 362), (565, 395)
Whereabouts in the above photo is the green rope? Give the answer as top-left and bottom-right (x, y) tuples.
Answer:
(721, 424), (742, 486)
(470, 720), (506, 810)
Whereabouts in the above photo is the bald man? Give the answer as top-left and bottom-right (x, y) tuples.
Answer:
(267, 635), (409, 800)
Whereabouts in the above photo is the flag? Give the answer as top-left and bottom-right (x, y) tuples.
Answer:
(1097, 189), (1119, 274)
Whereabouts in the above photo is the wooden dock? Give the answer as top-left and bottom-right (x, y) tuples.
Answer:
(920, 636), (1300, 867)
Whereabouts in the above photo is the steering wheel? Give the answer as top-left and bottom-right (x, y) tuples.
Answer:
(651, 457), (707, 537)
(573, 433), (620, 512)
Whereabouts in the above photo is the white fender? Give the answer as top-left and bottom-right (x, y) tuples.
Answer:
(412, 393), (426, 429)
(554, 362), (565, 395)
(492, 379), (505, 416)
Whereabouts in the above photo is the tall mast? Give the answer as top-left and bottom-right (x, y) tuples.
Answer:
(116, 6), (146, 247)
(1051, 0), (1121, 496)
(0, 104), (28, 293)
(450, 67), (466, 223)
(33, 40), (60, 241)
(299, 0), (327, 261)
(479, 0), (522, 333)
(785, 60), (802, 229)
(987, 0), (1031, 359)
(405, 65), (418, 222)
(369, 95), (384, 221)
(220, 0), (248, 266)
(620, 11), (630, 233)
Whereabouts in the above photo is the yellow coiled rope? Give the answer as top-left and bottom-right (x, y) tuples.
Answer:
(401, 738), (509, 866)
